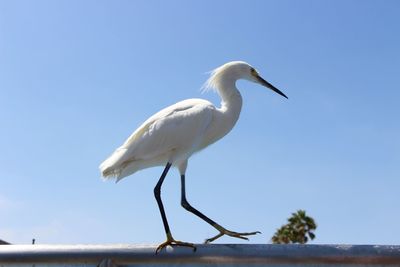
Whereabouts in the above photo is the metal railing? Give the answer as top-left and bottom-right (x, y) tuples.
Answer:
(0, 244), (399, 266)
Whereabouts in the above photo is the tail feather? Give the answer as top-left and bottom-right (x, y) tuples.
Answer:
(99, 148), (128, 180)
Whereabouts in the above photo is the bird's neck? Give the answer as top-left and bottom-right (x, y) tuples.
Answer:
(198, 77), (243, 150)
(217, 78), (243, 123)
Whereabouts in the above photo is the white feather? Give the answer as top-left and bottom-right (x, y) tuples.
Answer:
(100, 99), (215, 181)
(99, 61), (285, 182)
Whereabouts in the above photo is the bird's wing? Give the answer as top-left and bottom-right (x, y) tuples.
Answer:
(123, 98), (215, 159)
(100, 99), (215, 177)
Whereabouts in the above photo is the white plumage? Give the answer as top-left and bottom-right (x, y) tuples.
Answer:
(100, 98), (216, 181)
(100, 61), (287, 182)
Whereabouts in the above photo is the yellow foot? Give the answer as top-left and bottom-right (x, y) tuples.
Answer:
(156, 239), (196, 254)
(204, 229), (261, 244)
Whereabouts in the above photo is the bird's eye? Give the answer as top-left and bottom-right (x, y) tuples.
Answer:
(250, 68), (257, 76)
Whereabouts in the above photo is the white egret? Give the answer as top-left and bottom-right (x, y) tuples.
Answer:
(100, 61), (287, 253)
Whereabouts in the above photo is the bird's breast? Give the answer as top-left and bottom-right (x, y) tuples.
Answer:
(199, 108), (241, 150)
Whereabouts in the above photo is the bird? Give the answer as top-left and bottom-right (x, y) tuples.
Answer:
(100, 61), (288, 253)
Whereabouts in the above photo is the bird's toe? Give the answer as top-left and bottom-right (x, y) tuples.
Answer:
(156, 239), (196, 254)
(204, 229), (261, 244)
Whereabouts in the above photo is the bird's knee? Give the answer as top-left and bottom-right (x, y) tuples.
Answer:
(181, 199), (191, 210)
(153, 186), (161, 198)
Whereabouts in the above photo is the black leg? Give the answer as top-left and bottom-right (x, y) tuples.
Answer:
(180, 174), (222, 229)
(154, 162), (173, 240)
(153, 163), (195, 253)
(180, 174), (261, 243)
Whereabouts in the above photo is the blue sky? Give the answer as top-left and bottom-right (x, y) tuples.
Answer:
(0, 0), (399, 245)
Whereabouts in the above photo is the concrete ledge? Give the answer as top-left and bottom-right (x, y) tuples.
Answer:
(0, 244), (399, 266)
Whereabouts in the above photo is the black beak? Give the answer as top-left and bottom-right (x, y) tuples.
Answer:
(257, 75), (288, 99)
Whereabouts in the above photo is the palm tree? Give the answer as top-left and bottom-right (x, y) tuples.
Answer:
(271, 210), (317, 244)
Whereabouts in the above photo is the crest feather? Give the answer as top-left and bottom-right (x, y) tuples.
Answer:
(201, 61), (248, 93)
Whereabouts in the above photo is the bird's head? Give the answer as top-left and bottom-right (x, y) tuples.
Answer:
(204, 61), (288, 99)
